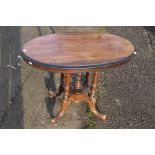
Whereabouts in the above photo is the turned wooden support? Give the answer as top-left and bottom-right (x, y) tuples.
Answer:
(75, 73), (82, 91)
(56, 73), (65, 96)
(51, 71), (107, 125)
(48, 73), (56, 98)
(60, 73), (64, 87)
(86, 71), (107, 121)
(51, 73), (71, 125)
(90, 72), (99, 99)
(63, 73), (71, 99)
(85, 72), (90, 87)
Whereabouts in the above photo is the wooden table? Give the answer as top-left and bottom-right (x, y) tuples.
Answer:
(22, 33), (135, 125)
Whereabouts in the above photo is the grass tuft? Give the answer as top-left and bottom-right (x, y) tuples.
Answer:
(86, 111), (95, 128)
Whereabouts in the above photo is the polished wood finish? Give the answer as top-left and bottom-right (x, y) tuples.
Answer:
(24, 59), (133, 73)
(85, 72), (90, 87)
(75, 73), (82, 91)
(22, 33), (135, 125)
(51, 72), (106, 125)
(90, 72), (99, 98)
(22, 33), (134, 73)
(56, 73), (65, 96)
(87, 72), (107, 120)
(51, 73), (71, 125)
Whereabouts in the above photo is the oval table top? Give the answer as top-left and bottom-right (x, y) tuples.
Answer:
(22, 33), (135, 73)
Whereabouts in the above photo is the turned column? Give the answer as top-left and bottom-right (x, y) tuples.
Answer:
(85, 72), (90, 87)
(63, 73), (71, 99)
(57, 73), (65, 96)
(86, 71), (107, 121)
(75, 73), (82, 92)
(90, 72), (99, 99)
(60, 73), (64, 87)
(51, 73), (71, 125)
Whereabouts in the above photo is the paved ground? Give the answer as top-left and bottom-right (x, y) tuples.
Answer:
(92, 27), (155, 128)
(0, 26), (155, 129)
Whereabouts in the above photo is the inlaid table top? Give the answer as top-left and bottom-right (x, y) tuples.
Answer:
(22, 33), (134, 73)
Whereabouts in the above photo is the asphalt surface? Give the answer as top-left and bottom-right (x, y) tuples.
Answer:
(0, 26), (155, 129)
(92, 27), (155, 128)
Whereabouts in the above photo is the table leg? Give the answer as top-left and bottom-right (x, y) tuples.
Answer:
(51, 73), (71, 125)
(75, 73), (82, 92)
(86, 72), (107, 121)
(48, 90), (56, 98)
(48, 73), (56, 98)
(56, 73), (65, 96)
(85, 72), (90, 87)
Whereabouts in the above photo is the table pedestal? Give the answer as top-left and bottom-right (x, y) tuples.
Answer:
(50, 72), (107, 125)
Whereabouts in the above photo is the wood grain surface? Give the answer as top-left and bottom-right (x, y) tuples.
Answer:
(22, 33), (134, 72)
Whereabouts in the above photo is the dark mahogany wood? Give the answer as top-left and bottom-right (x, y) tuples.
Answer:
(75, 73), (82, 90)
(22, 33), (135, 126)
(51, 71), (107, 126)
(22, 33), (134, 73)
(85, 72), (90, 87)
(51, 73), (71, 125)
